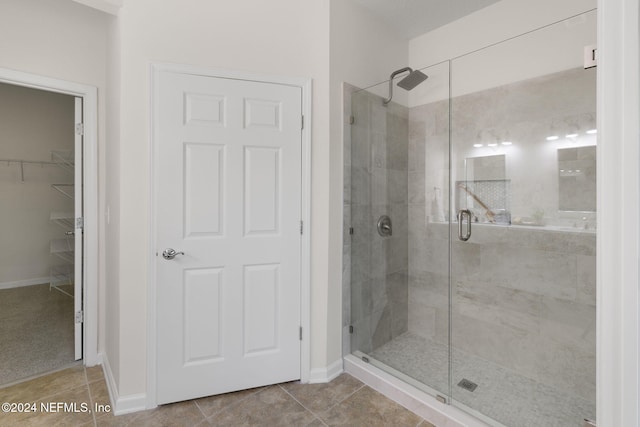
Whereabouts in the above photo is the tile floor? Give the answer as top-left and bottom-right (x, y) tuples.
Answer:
(0, 365), (437, 426)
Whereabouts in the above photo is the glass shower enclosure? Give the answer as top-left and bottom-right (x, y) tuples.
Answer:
(344, 10), (596, 427)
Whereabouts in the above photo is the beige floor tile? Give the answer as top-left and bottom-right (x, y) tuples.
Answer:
(1, 384), (95, 427)
(208, 385), (316, 426)
(95, 410), (144, 427)
(280, 374), (364, 413)
(194, 386), (263, 418)
(419, 421), (437, 427)
(0, 365), (439, 427)
(124, 401), (205, 427)
(0, 365), (87, 403)
(305, 417), (327, 427)
(319, 386), (423, 427)
(85, 366), (104, 384)
(88, 378), (111, 408)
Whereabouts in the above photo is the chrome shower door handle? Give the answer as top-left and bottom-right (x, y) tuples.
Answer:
(162, 248), (185, 260)
(457, 209), (472, 242)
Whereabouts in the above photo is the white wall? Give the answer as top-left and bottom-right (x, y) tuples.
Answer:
(110, 0), (331, 398)
(408, 0), (597, 107)
(0, 0), (109, 358)
(105, 12), (122, 388)
(0, 83), (74, 286)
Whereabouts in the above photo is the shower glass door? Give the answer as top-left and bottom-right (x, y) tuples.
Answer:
(347, 61), (451, 399)
(449, 10), (597, 426)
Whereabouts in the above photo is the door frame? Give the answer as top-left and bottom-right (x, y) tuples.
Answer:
(0, 67), (100, 366)
(148, 62), (312, 409)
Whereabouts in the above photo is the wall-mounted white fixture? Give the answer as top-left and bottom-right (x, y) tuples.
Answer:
(487, 143), (498, 147)
(566, 133), (579, 138)
(473, 143), (483, 148)
(501, 141), (512, 146)
(546, 135), (559, 141)
(586, 129), (597, 134)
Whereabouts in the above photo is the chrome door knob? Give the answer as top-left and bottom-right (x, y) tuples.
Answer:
(162, 248), (185, 260)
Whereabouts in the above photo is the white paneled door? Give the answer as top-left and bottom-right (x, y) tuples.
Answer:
(154, 70), (303, 405)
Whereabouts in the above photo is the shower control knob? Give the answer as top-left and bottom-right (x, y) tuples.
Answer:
(377, 215), (393, 237)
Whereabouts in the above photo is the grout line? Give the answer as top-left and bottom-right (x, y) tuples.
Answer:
(193, 400), (208, 422)
(202, 385), (269, 423)
(328, 383), (365, 410)
(277, 384), (328, 426)
(83, 367), (98, 427)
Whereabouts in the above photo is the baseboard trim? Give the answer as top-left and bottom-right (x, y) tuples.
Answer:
(0, 277), (50, 290)
(308, 358), (343, 383)
(101, 353), (149, 415)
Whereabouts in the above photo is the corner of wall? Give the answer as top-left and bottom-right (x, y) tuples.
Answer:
(102, 352), (150, 415)
(308, 358), (343, 384)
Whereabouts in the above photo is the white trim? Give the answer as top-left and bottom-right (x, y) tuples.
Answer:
(300, 77), (312, 384)
(148, 62), (312, 407)
(308, 358), (343, 384)
(0, 67), (100, 367)
(102, 353), (149, 415)
(344, 355), (489, 427)
(597, 0), (640, 426)
(0, 277), (50, 290)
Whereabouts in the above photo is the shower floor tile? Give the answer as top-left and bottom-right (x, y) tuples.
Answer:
(370, 332), (595, 427)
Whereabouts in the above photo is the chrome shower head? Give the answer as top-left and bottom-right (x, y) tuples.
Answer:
(383, 67), (428, 105)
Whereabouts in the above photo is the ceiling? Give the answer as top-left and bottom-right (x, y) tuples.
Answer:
(349, 0), (501, 39)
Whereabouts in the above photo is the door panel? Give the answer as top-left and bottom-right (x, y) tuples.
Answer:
(155, 70), (302, 404)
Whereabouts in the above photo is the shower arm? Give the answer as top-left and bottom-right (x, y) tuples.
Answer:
(383, 67), (412, 105)
(457, 183), (496, 223)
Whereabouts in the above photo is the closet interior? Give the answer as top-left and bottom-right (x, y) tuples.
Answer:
(0, 82), (77, 385)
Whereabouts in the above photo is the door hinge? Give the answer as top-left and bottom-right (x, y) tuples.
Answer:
(349, 325), (354, 334)
(75, 310), (84, 323)
(76, 217), (84, 229)
(349, 227), (354, 235)
(349, 115), (355, 125)
(75, 123), (84, 136)
(301, 115), (304, 130)
(299, 326), (303, 341)
(300, 220), (304, 235)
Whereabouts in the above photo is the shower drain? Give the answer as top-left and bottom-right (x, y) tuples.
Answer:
(457, 378), (478, 392)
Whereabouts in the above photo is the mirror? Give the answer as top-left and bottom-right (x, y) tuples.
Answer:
(558, 146), (596, 212)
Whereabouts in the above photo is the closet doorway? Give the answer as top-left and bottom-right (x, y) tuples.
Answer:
(0, 82), (83, 385)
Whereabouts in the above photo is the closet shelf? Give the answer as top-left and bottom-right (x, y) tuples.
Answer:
(50, 264), (74, 297)
(50, 238), (74, 263)
(51, 183), (74, 199)
(51, 150), (74, 173)
(50, 212), (75, 230)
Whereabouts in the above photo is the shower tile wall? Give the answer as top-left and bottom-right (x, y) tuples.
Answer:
(344, 84), (409, 355)
(408, 68), (596, 403)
